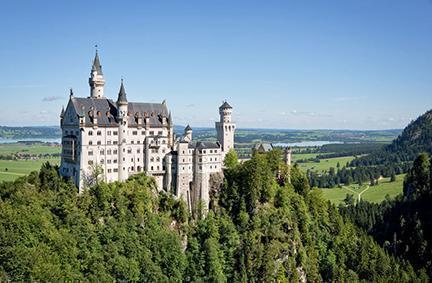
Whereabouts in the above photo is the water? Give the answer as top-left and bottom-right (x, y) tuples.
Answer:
(0, 137), (61, 144)
(273, 141), (343, 147)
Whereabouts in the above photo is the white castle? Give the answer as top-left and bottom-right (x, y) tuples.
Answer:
(59, 51), (235, 211)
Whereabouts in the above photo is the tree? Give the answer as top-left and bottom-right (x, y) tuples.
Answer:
(224, 149), (238, 170)
(81, 164), (104, 189)
(390, 173), (396, 182)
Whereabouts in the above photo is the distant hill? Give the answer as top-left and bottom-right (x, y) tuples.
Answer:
(352, 110), (432, 166)
(0, 125), (402, 144)
(0, 126), (61, 139)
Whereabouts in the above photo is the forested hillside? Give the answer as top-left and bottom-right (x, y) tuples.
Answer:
(0, 153), (427, 281)
(352, 110), (432, 167)
(341, 153), (432, 279)
(309, 110), (432, 188)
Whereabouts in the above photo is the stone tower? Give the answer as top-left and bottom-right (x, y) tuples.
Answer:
(216, 101), (235, 157)
(89, 50), (105, 98)
(284, 147), (292, 166)
(117, 80), (129, 181)
(184, 125), (193, 142)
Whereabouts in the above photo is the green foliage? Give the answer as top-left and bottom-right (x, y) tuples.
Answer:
(0, 157), (426, 282)
(341, 153), (432, 279)
(224, 148), (239, 170)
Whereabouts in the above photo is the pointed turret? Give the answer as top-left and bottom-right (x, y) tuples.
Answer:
(91, 50), (103, 75)
(117, 79), (128, 105)
(60, 105), (65, 118)
(168, 111), (172, 125)
(184, 124), (193, 142)
(89, 48), (105, 98)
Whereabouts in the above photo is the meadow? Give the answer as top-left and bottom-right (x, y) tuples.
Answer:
(0, 143), (60, 182)
(294, 155), (356, 173)
(320, 174), (405, 205)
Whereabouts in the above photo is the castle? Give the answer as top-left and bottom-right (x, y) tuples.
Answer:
(59, 51), (235, 211)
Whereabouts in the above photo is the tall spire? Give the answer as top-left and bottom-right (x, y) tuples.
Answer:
(117, 79), (128, 105)
(89, 47), (105, 98)
(91, 46), (103, 75)
(168, 111), (172, 125)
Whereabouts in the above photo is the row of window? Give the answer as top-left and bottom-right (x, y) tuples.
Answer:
(87, 130), (166, 136)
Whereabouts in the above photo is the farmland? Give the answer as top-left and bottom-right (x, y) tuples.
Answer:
(320, 174), (405, 205)
(0, 143), (60, 182)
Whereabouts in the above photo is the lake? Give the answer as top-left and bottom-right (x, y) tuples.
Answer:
(273, 141), (343, 147)
(0, 138), (61, 144)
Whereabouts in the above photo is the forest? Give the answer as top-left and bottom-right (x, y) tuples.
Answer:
(0, 150), (428, 282)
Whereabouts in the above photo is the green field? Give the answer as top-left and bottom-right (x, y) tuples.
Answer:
(291, 153), (320, 162)
(0, 159), (60, 182)
(296, 155), (356, 173)
(0, 143), (61, 155)
(320, 174), (405, 205)
(0, 143), (61, 182)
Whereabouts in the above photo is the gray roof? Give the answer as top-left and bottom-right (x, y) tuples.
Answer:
(71, 97), (118, 126)
(69, 97), (169, 128)
(253, 143), (273, 152)
(189, 141), (220, 150)
(220, 101), (232, 109)
(117, 81), (127, 104)
(91, 51), (103, 75)
(185, 124), (192, 131)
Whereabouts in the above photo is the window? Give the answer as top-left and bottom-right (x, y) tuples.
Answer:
(151, 157), (154, 162)
(107, 150), (112, 155)
(108, 169), (112, 173)
(141, 131), (145, 135)
(113, 131), (118, 135)
(132, 131), (138, 135)
(113, 141), (118, 145)
(89, 141), (93, 145)
(137, 149), (141, 153)
(88, 160), (94, 165)
(127, 149), (132, 154)
(137, 140), (140, 144)
(114, 159), (118, 164)
(97, 141), (101, 145)
(158, 131), (163, 135)
(151, 166), (154, 170)
(149, 131), (154, 135)
(107, 160), (112, 164)
(131, 141), (134, 144)
(107, 131), (111, 136)
(114, 168), (118, 172)
(113, 149), (118, 154)
(101, 159), (105, 164)
(97, 131), (101, 136)
(107, 141), (111, 145)
(88, 151), (93, 156)
(131, 158), (133, 162)
(89, 131), (93, 136)
(100, 150), (104, 155)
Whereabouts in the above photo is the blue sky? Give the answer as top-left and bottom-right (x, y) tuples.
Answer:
(0, 0), (431, 129)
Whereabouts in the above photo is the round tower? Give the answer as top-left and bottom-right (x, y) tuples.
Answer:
(89, 49), (105, 98)
(215, 101), (236, 156)
(184, 124), (193, 142)
(117, 80), (129, 181)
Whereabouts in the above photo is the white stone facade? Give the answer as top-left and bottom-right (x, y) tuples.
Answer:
(60, 52), (235, 211)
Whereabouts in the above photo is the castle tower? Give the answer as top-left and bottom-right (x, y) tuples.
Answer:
(284, 147), (292, 166)
(117, 80), (129, 181)
(215, 101), (235, 157)
(184, 125), (193, 142)
(89, 50), (105, 98)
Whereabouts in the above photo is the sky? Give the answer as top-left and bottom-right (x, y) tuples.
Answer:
(0, 0), (431, 130)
